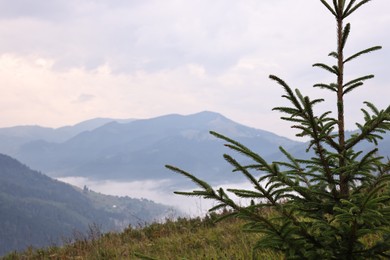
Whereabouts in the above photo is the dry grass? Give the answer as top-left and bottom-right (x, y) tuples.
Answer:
(3, 214), (283, 260)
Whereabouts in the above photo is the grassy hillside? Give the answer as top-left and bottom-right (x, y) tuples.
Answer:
(3, 213), (283, 259)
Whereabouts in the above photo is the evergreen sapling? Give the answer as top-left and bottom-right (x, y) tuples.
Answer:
(167, 0), (390, 258)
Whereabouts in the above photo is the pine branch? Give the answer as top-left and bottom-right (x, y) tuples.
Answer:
(320, 0), (337, 16)
(343, 0), (372, 18)
(343, 82), (363, 95)
(223, 154), (276, 204)
(165, 165), (213, 191)
(328, 51), (338, 59)
(346, 104), (390, 149)
(269, 75), (303, 113)
(343, 75), (374, 88)
(313, 63), (339, 75)
(314, 83), (337, 92)
(344, 46), (382, 63)
(341, 23), (351, 50)
(342, 0), (358, 17)
(333, 0), (340, 17)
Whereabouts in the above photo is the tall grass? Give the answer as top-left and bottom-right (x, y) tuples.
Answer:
(3, 213), (282, 259)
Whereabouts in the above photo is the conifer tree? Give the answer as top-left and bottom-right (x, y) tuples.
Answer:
(166, 0), (390, 258)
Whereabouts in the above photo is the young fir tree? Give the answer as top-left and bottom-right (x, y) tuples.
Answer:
(166, 0), (390, 259)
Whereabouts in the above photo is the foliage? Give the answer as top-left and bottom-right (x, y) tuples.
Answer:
(166, 0), (390, 259)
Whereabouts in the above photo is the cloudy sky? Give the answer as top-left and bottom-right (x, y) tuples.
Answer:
(0, 0), (389, 139)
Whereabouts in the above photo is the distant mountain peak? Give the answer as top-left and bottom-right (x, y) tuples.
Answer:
(191, 110), (224, 117)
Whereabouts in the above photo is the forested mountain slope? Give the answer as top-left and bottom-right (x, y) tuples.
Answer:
(0, 154), (171, 256)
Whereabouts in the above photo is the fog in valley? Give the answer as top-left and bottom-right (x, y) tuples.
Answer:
(58, 176), (256, 217)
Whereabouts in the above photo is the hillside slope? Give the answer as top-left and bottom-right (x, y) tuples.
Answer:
(3, 214), (282, 259)
(0, 154), (171, 256)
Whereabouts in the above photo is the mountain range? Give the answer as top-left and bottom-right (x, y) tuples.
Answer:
(0, 117), (134, 156)
(1, 111), (389, 185)
(2, 112), (299, 185)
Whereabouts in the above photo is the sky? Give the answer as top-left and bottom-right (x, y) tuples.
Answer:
(0, 0), (389, 140)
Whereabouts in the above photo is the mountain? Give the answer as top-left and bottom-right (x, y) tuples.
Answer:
(2, 111), (388, 185)
(13, 111), (300, 183)
(0, 154), (172, 256)
(0, 118), (134, 156)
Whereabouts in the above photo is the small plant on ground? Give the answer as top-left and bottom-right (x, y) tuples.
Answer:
(167, 0), (390, 258)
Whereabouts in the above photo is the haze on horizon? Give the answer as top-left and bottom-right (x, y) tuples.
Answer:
(1, 0), (389, 140)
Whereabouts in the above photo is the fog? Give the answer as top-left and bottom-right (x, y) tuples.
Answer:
(57, 176), (257, 217)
